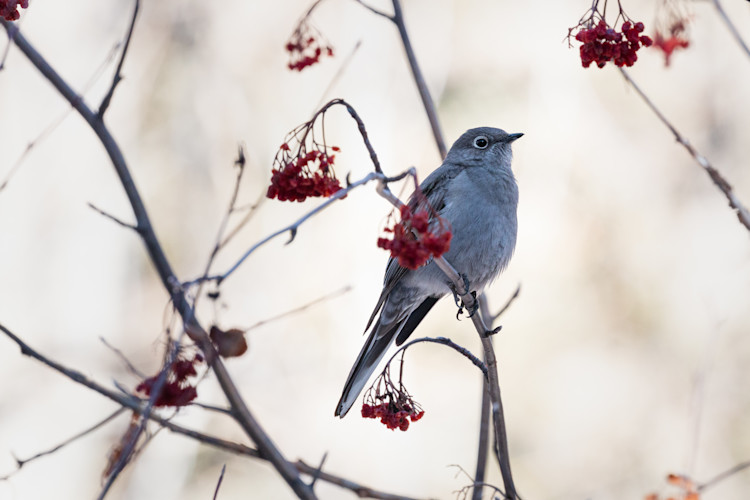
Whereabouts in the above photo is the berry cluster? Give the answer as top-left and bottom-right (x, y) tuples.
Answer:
(135, 353), (203, 408)
(267, 144), (342, 202)
(361, 402), (425, 431)
(285, 20), (334, 71)
(1, 0), (28, 21)
(377, 205), (452, 270)
(575, 20), (653, 68)
(362, 364), (425, 432)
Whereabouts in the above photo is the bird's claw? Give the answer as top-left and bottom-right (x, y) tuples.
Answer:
(450, 274), (478, 319)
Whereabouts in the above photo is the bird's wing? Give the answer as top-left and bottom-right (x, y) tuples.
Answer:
(362, 163), (461, 333)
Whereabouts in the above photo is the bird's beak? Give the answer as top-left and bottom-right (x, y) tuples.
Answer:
(508, 133), (524, 142)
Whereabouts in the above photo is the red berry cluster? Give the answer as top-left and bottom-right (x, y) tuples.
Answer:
(575, 20), (653, 68)
(267, 144), (342, 202)
(361, 353), (424, 431)
(285, 20), (334, 71)
(361, 402), (425, 431)
(1, 0), (28, 21)
(377, 205), (452, 270)
(135, 353), (203, 408)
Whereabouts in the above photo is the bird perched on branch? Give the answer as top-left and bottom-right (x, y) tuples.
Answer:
(335, 127), (522, 417)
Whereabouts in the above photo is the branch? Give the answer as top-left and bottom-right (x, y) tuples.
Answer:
(1, 23), (315, 499)
(243, 285), (352, 332)
(98, 0), (140, 118)
(711, 0), (750, 60)
(489, 285), (521, 324)
(354, 0), (394, 21)
(88, 202), (139, 231)
(699, 459), (750, 492)
(387, 336), (487, 376)
(197, 169), (413, 285)
(390, 0), (447, 159)
(0, 322), (420, 500)
(212, 464), (227, 500)
(619, 68), (750, 233)
(0, 408), (126, 481)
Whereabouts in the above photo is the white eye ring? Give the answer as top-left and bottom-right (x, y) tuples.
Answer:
(473, 135), (489, 149)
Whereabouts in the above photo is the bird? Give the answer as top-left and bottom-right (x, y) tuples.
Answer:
(335, 127), (522, 417)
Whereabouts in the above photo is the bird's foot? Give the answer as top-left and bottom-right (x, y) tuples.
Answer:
(449, 274), (478, 319)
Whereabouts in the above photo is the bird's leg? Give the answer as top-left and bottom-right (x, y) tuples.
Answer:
(448, 274), (479, 319)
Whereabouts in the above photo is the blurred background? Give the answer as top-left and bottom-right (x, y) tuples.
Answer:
(1, 0), (749, 498)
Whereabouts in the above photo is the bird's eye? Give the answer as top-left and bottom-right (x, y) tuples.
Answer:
(473, 136), (489, 149)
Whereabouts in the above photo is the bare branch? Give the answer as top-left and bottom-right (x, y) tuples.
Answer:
(88, 202), (139, 231)
(212, 464), (227, 500)
(1, 37), (120, 194)
(711, 0), (750, 60)
(98, 0), (140, 118)
(388, 336), (487, 376)
(389, 0), (447, 158)
(308, 452), (328, 492)
(314, 40), (363, 111)
(619, 68), (750, 233)
(0, 408), (126, 481)
(699, 459), (750, 492)
(354, 0), (394, 21)
(0, 322), (420, 500)
(489, 284), (521, 324)
(100, 337), (146, 378)
(243, 285), (351, 332)
(1, 23), (315, 499)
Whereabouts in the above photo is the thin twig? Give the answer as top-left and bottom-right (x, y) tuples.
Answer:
(243, 285), (352, 332)
(387, 336), (487, 376)
(308, 452), (328, 492)
(1, 23), (315, 500)
(100, 337), (146, 378)
(699, 459), (750, 492)
(619, 68), (750, 233)
(389, 0), (447, 159)
(354, 0), (394, 21)
(98, 0), (140, 118)
(219, 196), (265, 249)
(490, 285), (521, 324)
(88, 203), (139, 231)
(0, 19), (16, 70)
(192, 146), (249, 309)
(451, 465), (506, 500)
(1, 39), (120, 193)
(0, 408), (126, 481)
(315, 40), (363, 112)
(212, 464), (227, 500)
(711, 0), (750, 60)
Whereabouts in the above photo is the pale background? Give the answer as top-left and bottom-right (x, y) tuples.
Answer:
(1, 0), (749, 499)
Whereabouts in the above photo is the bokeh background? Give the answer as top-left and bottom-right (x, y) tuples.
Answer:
(1, 0), (750, 499)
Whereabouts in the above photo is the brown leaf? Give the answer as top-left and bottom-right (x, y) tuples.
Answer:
(210, 326), (248, 358)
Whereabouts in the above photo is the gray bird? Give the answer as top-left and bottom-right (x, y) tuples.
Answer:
(335, 127), (522, 417)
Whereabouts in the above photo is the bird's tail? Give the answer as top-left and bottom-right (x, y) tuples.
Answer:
(334, 317), (399, 417)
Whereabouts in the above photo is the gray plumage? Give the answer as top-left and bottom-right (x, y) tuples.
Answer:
(335, 127), (522, 417)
